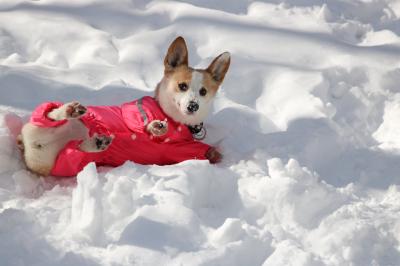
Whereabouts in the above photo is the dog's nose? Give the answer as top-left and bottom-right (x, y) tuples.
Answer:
(187, 101), (199, 113)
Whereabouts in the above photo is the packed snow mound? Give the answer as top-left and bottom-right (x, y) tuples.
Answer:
(1, 0), (400, 265)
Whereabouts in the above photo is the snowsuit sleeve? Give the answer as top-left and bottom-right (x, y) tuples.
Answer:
(121, 97), (161, 132)
(30, 102), (67, 127)
(163, 140), (212, 163)
(121, 96), (170, 141)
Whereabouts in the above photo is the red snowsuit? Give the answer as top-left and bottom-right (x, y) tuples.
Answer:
(30, 96), (211, 177)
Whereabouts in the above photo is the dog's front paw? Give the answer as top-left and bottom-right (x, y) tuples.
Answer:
(80, 134), (113, 152)
(206, 147), (222, 164)
(65, 102), (87, 119)
(147, 120), (168, 137)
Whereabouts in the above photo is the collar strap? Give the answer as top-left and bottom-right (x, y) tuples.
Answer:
(188, 123), (206, 140)
(188, 122), (203, 134)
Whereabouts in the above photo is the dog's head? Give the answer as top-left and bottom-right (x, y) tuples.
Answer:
(156, 36), (230, 126)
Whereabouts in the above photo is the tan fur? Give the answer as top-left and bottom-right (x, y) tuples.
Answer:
(198, 70), (220, 96)
(167, 66), (193, 93)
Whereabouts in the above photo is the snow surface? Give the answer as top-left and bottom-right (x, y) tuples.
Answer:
(1, 0), (400, 265)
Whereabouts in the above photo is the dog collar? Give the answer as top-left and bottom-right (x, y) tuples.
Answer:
(188, 123), (206, 140)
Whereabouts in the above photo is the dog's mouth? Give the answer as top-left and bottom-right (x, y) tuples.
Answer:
(176, 100), (194, 116)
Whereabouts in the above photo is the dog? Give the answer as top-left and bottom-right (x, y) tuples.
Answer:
(17, 36), (230, 177)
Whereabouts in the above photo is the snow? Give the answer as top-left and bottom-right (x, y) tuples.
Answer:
(1, 0), (400, 265)
(71, 163), (104, 243)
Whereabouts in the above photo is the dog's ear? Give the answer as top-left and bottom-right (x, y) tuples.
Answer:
(206, 52), (230, 83)
(164, 36), (188, 72)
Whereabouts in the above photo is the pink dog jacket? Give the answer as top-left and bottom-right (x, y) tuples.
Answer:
(30, 96), (211, 177)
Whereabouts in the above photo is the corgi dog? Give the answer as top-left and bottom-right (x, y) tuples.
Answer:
(17, 36), (230, 177)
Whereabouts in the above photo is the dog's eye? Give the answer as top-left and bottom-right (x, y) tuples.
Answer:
(199, 87), (207, 96)
(178, 82), (188, 91)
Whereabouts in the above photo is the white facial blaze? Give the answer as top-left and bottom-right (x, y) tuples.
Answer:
(181, 71), (211, 124)
(190, 71), (204, 100)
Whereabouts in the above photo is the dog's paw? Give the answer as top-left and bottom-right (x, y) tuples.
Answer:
(80, 134), (113, 152)
(48, 101), (86, 121)
(147, 120), (168, 137)
(95, 135), (113, 151)
(65, 102), (87, 119)
(206, 147), (222, 164)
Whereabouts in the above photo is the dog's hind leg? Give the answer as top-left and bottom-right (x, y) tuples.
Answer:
(20, 101), (90, 176)
(20, 121), (88, 176)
